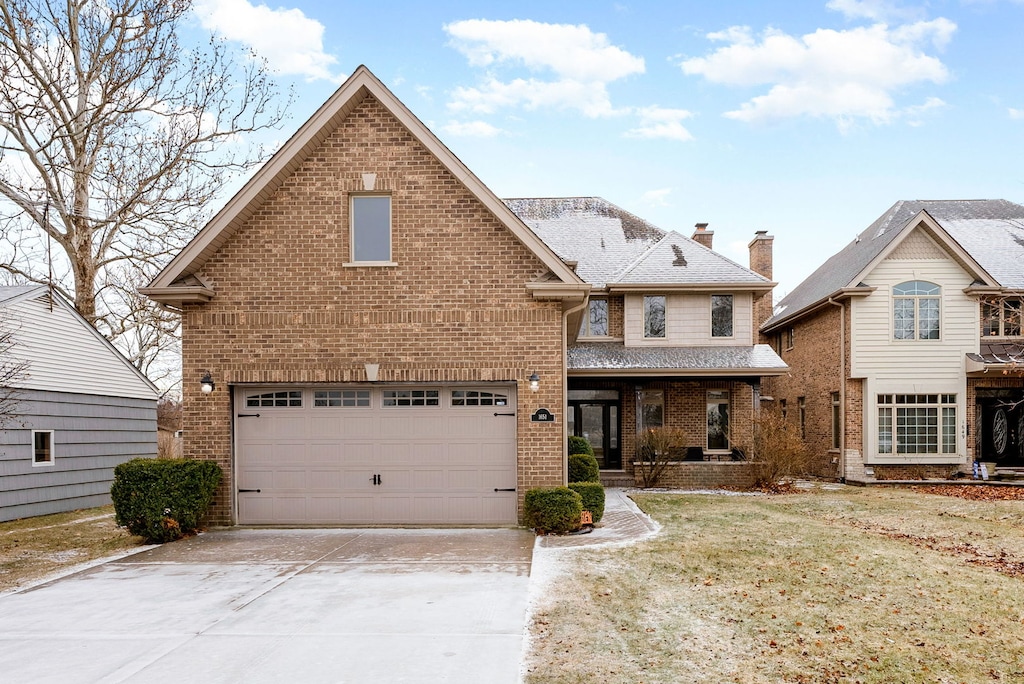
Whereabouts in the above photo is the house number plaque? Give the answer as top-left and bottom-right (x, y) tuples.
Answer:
(531, 408), (555, 422)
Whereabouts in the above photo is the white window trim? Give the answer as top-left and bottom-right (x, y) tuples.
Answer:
(710, 294), (735, 339)
(32, 430), (55, 467)
(866, 385), (963, 464)
(892, 281), (941, 342)
(346, 193), (394, 265)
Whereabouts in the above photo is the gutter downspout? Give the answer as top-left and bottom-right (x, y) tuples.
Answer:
(562, 297), (589, 485)
(828, 297), (846, 482)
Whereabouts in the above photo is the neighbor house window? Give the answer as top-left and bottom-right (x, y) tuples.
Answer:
(580, 299), (609, 337)
(640, 390), (664, 430)
(351, 195), (392, 262)
(893, 281), (940, 340)
(644, 295), (666, 338)
(33, 430), (54, 466)
(982, 298), (1022, 337)
(877, 394), (956, 455)
(711, 294), (734, 337)
(831, 392), (841, 450)
(707, 391), (730, 451)
(785, 327), (794, 350)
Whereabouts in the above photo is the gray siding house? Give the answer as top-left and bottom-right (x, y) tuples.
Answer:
(0, 285), (159, 522)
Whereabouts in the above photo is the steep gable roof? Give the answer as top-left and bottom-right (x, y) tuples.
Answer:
(764, 199), (1024, 331)
(143, 66), (584, 308)
(0, 285), (158, 399)
(505, 197), (773, 291)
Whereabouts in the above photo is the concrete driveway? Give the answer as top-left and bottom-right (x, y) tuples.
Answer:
(0, 528), (534, 684)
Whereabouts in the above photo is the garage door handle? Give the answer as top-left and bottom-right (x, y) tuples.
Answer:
(238, 488), (262, 493)
(237, 413), (261, 418)
(494, 412), (516, 416)
(494, 488), (516, 492)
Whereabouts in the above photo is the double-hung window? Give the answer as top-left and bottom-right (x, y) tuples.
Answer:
(351, 195), (392, 263)
(893, 281), (940, 340)
(711, 294), (733, 337)
(644, 295), (666, 339)
(877, 394), (956, 455)
(580, 299), (609, 337)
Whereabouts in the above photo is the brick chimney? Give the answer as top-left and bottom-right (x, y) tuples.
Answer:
(692, 222), (713, 249)
(749, 230), (775, 330)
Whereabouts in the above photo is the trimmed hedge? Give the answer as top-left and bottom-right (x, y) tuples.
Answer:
(111, 458), (222, 544)
(568, 452), (600, 483)
(568, 435), (594, 456)
(568, 481), (606, 523)
(524, 487), (582, 534)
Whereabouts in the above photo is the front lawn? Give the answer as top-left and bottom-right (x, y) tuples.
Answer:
(0, 505), (144, 593)
(524, 487), (1024, 683)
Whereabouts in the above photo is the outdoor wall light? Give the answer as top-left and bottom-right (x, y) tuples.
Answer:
(200, 372), (215, 394)
(529, 372), (541, 393)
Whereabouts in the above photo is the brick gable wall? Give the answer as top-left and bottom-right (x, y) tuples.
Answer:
(181, 96), (566, 524)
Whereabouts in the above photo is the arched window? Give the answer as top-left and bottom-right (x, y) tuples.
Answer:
(893, 281), (940, 340)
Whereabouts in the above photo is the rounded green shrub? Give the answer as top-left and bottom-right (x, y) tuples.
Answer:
(568, 452), (600, 483)
(568, 481), (605, 523)
(111, 458), (222, 544)
(524, 487), (582, 534)
(568, 435), (594, 456)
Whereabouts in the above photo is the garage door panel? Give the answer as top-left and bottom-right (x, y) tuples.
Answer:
(236, 384), (517, 525)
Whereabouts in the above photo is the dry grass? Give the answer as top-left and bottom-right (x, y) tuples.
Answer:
(524, 487), (1024, 683)
(0, 505), (145, 593)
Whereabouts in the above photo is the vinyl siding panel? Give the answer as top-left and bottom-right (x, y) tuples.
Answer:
(850, 232), (975, 464)
(624, 292), (753, 346)
(0, 389), (157, 522)
(4, 293), (157, 400)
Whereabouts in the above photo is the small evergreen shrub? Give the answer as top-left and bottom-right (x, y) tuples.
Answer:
(524, 487), (582, 534)
(568, 452), (600, 483)
(568, 481), (605, 523)
(111, 458), (222, 544)
(568, 435), (594, 456)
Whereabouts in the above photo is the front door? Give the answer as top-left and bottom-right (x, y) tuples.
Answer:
(568, 390), (621, 469)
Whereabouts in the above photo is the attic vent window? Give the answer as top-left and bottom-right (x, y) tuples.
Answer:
(671, 244), (687, 267)
(350, 195), (392, 263)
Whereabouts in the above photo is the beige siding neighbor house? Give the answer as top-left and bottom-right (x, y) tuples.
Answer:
(762, 200), (1024, 482)
(143, 66), (787, 526)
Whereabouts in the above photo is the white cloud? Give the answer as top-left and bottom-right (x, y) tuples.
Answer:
(640, 188), (673, 207)
(444, 19), (644, 117)
(1010, 108), (1024, 120)
(680, 19), (955, 126)
(441, 120), (502, 137)
(625, 106), (695, 141)
(193, 0), (341, 83)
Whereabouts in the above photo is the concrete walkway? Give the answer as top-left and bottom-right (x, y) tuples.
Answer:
(536, 487), (660, 549)
(0, 528), (534, 684)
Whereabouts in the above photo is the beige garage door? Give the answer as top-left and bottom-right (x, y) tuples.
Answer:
(234, 385), (518, 525)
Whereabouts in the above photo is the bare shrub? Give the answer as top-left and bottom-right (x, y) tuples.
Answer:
(634, 427), (687, 488)
(750, 409), (811, 488)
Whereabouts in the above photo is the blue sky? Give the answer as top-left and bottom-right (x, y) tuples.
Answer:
(191, 0), (1024, 297)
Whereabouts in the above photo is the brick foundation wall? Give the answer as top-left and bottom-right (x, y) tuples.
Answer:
(638, 462), (759, 489)
(182, 95), (566, 524)
(871, 464), (961, 480)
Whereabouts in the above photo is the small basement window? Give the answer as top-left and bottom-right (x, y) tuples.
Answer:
(33, 430), (54, 466)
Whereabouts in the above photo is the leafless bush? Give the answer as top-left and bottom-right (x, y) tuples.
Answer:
(634, 427), (687, 488)
(750, 410), (811, 488)
(0, 314), (28, 427)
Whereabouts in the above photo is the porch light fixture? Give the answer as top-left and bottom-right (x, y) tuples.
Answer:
(200, 372), (215, 394)
(529, 372), (540, 393)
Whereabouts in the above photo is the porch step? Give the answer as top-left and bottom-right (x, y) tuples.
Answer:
(994, 467), (1024, 481)
(600, 470), (634, 488)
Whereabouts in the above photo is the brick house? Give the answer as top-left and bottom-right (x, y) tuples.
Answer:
(761, 200), (1024, 482)
(143, 66), (785, 526)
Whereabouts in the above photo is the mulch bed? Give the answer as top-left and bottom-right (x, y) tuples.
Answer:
(908, 484), (1024, 501)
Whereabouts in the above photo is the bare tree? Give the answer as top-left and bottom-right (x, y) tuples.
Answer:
(0, 310), (28, 426)
(0, 0), (290, 381)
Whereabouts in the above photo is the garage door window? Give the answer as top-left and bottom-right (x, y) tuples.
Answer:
(451, 390), (508, 406)
(383, 389), (439, 406)
(246, 391), (302, 407)
(314, 390), (370, 407)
